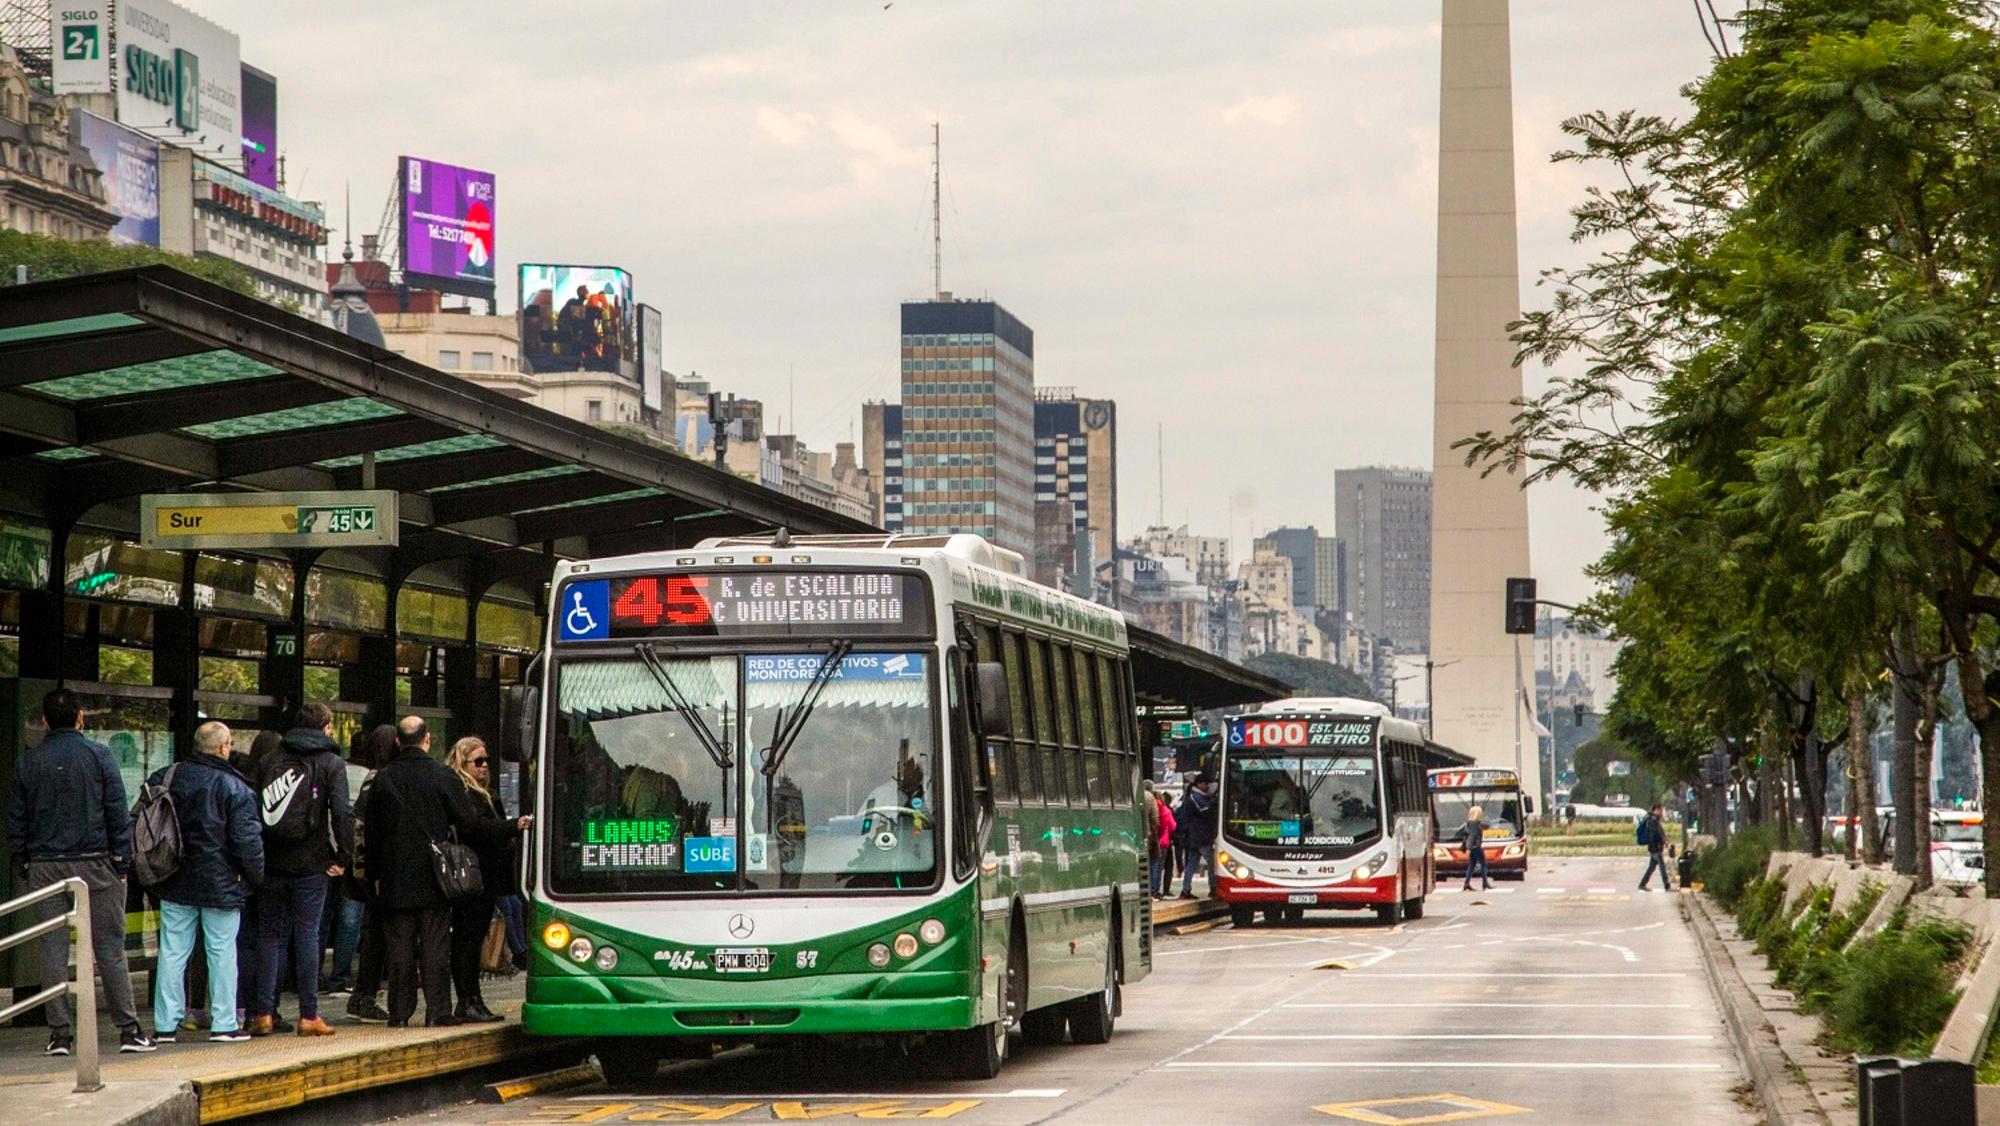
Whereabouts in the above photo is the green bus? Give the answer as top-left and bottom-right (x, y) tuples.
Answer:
(505, 533), (1150, 1081)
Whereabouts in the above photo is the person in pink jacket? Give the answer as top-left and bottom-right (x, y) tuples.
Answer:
(1150, 785), (1177, 898)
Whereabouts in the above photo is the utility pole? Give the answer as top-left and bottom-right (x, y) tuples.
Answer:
(931, 122), (943, 298)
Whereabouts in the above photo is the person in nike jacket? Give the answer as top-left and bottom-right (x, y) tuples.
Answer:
(247, 702), (353, 1038)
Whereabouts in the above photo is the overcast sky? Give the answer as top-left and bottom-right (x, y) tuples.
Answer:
(199, 0), (1715, 606)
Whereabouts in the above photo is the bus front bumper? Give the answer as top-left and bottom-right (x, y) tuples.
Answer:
(1214, 873), (1400, 906)
(1434, 844), (1528, 875)
(523, 970), (979, 1038)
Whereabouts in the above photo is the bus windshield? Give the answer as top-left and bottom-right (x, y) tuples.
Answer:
(1223, 753), (1381, 854)
(1434, 790), (1524, 841)
(547, 650), (939, 895)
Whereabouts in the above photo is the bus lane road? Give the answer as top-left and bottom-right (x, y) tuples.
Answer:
(457, 857), (1752, 1126)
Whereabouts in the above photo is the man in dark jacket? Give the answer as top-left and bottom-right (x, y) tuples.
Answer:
(1177, 774), (1220, 900)
(1638, 804), (1674, 892)
(248, 702), (354, 1037)
(4, 688), (153, 1055)
(150, 721), (264, 1042)
(360, 716), (483, 1027)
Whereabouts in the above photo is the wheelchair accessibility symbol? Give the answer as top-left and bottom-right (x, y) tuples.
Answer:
(560, 580), (609, 641)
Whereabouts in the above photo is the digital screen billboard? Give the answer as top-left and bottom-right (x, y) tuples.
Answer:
(74, 112), (160, 247)
(520, 264), (634, 376)
(400, 156), (496, 298)
(240, 65), (277, 190)
(639, 303), (664, 412)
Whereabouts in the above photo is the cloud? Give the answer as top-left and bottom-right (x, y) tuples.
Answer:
(757, 106), (819, 146)
(1327, 22), (1440, 57)
(1219, 94), (1302, 127)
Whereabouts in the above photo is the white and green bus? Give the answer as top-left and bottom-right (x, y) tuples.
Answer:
(505, 533), (1150, 1081)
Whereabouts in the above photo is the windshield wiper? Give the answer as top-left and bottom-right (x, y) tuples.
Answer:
(633, 643), (733, 771)
(760, 640), (853, 779)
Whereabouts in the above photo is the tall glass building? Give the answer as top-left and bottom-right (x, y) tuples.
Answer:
(896, 300), (1035, 555)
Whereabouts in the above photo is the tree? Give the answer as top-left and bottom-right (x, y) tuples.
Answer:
(1241, 653), (1379, 704)
(0, 230), (262, 296)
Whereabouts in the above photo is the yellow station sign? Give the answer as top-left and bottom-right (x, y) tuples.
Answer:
(140, 490), (399, 550)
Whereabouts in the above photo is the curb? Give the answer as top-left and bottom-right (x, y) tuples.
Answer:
(1682, 894), (1830, 1126)
(482, 1060), (603, 1103)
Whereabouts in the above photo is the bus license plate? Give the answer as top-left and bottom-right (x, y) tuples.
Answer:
(1287, 893), (1316, 905)
(713, 947), (772, 974)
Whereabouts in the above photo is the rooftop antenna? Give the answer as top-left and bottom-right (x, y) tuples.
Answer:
(931, 122), (943, 299)
(1157, 422), (1166, 526)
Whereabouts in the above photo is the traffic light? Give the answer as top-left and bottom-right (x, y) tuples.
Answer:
(1505, 577), (1537, 634)
(1701, 749), (1730, 785)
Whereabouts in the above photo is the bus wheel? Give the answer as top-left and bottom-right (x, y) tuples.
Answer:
(945, 1018), (1008, 1079)
(595, 1040), (660, 1087)
(1375, 897), (1403, 925)
(1229, 905), (1255, 929)
(1065, 928), (1118, 1045)
(1403, 895), (1425, 921)
(1021, 1006), (1067, 1045)
(1283, 906), (1306, 923)
(1261, 907), (1282, 925)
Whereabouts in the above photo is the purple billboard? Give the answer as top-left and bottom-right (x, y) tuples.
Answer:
(399, 155), (496, 298)
(241, 65), (278, 190)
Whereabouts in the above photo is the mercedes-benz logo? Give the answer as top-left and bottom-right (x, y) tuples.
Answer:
(727, 913), (755, 939)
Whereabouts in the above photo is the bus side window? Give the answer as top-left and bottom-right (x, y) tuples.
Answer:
(973, 622), (1014, 805)
(1029, 636), (1066, 806)
(1051, 644), (1088, 807)
(946, 647), (982, 880)
(1106, 657), (1134, 807)
(1004, 630), (1039, 805)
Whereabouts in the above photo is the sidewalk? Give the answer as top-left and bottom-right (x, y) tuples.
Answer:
(0, 974), (559, 1124)
(1685, 893), (1843, 1125)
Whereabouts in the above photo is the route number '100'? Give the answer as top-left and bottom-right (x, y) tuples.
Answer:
(1238, 720), (1308, 747)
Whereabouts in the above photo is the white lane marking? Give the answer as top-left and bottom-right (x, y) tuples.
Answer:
(574, 1090), (1069, 1100)
(1285, 1002), (1695, 1009)
(1344, 968), (1688, 980)
(1222, 1033), (1713, 1041)
(1160, 1061), (1726, 1071)
(1155, 935), (1376, 958)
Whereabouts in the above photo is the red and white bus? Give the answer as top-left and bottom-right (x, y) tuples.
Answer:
(1213, 698), (1470, 927)
(1428, 767), (1532, 880)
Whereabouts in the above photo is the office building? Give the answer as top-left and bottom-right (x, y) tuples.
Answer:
(1137, 525), (1231, 588)
(862, 400), (904, 530)
(897, 299), (1035, 555)
(1254, 526), (1342, 620)
(159, 147), (328, 315)
(1335, 466), (1432, 653)
(1032, 390), (1118, 592)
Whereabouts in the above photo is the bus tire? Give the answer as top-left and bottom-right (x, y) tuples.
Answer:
(1403, 895), (1425, 920)
(1375, 896), (1403, 925)
(945, 1018), (1009, 1080)
(1021, 1005), (1067, 1045)
(1229, 905), (1255, 929)
(1283, 906), (1306, 922)
(594, 1040), (660, 1087)
(1065, 926), (1118, 1045)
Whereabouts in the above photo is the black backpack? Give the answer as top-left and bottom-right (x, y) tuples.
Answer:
(259, 751), (323, 843)
(130, 764), (182, 888)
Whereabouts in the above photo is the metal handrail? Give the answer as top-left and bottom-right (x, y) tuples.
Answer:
(0, 877), (100, 1092)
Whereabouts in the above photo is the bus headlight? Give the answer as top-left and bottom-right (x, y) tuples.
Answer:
(1503, 843), (1526, 858)
(569, 936), (595, 962)
(868, 943), (892, 968)
(542, 922), (571, 950)
(1216, 849), (1235, 869)
(1360, 852), (1388, 879)
(595, 945), (620, 971)
(893, 933), (920, 959)
(919, 919), (947, 945)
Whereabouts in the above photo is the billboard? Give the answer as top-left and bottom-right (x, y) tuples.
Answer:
(115, 0), (241, 158)
(639, 303), (664, 412)
(52, 6), (111, 94)
(400, 156), (497, 298)
(519, 265), (635, 376)
(240, 64), (277, 190)
(75, 111), (160, 247)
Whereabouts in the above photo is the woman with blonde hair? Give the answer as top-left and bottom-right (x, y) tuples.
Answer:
(443, 737), (526, 1023)
(1462, 805), (1491, 892)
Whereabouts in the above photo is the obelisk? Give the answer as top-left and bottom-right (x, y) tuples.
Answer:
(1429, 0), (1536, 799)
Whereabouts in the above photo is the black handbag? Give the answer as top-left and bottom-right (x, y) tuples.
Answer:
(431, 829), (483, 900)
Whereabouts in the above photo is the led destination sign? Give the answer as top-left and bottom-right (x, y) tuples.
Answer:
(1227, 717), (1378, 749)
(558, 571), (930, 641)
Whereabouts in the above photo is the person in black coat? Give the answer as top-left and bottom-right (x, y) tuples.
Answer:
(442, 736), (526, 1023)
(358, 717), (524, 1026)
(342, 724), (398, 1024)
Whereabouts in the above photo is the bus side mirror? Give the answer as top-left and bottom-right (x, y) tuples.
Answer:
(501, 684), (540, 764)
(973, 662), (1012, 738)
(1524, 796), (1536, 816)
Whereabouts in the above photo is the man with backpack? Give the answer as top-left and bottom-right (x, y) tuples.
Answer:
(1638, 804), (1674, 892)
(146, 721), (264, 1043)
(4, 689), (154, 1055)
(248, 702), (353, 1037)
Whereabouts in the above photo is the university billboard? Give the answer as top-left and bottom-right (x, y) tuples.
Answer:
(400, 156), (497, 299)
(74, 111), (160, 247)
(520, 265), (635, 377)
(115, 0), (240, 158)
